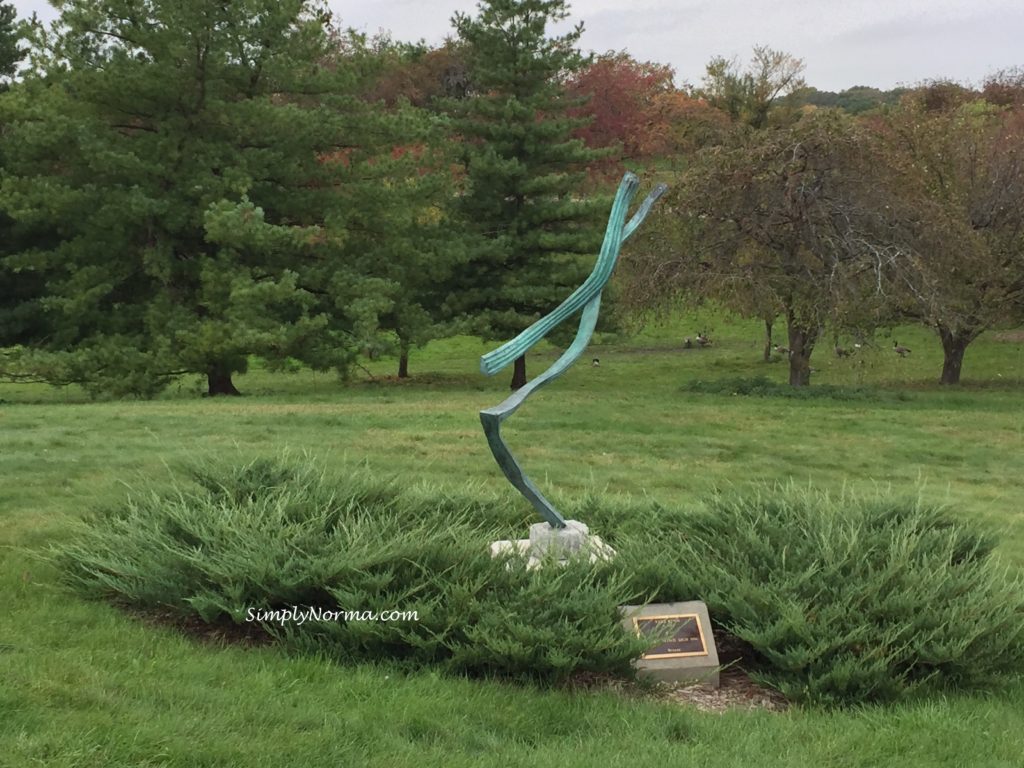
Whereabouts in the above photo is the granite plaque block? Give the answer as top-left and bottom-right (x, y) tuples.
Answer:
(620, 601), (720, 687)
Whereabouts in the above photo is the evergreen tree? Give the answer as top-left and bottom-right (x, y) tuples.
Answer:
(372, 177), (469, 380)
(346, 34), (470, 378)
(1, 0), (429, 396)
(0, 1), (22, 85)
(0, 4), (33, 354)
(451, 0), (605, 389)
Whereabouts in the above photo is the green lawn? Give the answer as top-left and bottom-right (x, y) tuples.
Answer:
(2, 313), (1023, 767)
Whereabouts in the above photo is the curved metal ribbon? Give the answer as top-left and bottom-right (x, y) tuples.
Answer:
(479, 172), (668, 528)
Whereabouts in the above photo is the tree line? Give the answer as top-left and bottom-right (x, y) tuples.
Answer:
(1, 0), (1021, 396)
(0, 0), (614, 396)
(628, 60), (1024, 385)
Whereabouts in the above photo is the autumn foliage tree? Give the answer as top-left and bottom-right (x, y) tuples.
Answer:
(565, 51), (726, 173)
(982, 68), (1024, 108)
(350, 37), (466, 109)
(565, 52), (669, 162)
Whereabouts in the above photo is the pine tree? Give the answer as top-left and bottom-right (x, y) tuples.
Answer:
(345, 35), (471, 379)
(1, 1), (426, 396)
(451, 0), (605, 389)
(0, 1), (22, 85)
(0, 3), (34, 354)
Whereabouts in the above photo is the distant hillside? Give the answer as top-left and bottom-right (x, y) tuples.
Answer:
(796, 85), (908, 114)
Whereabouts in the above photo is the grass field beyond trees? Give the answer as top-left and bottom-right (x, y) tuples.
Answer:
(2, 312), (1024, 767)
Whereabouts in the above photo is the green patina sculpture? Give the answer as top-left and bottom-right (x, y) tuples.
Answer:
(480, 172), (667, 529)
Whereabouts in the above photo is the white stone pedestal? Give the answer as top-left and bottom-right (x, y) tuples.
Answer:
(490, 519), (615, 569)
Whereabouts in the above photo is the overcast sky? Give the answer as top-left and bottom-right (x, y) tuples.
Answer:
(11, 0), (1023, 91)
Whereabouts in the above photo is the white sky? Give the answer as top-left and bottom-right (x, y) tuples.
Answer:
(11, 0), (1024, 91)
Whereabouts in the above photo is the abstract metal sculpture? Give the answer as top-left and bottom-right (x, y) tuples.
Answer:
(479, 172), (667, 529)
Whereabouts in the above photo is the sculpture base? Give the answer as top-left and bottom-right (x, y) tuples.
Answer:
(490, 520), (615, 569)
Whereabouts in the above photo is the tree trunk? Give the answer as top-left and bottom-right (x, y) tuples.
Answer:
(398, 341), (410, 379)
(787, 315), (818, 387)
(510, 354), (527, 390)
(937, 326), (974, 385)
(763, 318), (774, 362)
(207, 363), (241, 396)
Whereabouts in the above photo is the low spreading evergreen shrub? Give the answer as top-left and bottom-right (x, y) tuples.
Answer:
(615, 487), (1024, 706)
(55, 454), (646, 682)
(57, 455), (1024, 704)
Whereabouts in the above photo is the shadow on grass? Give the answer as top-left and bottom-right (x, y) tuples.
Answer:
(682, 376), (914, 403)
(350, 372), (485, 389)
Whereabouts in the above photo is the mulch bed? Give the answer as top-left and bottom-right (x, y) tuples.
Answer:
(130, 607), (788, 713)
(562, 667), (787, 714)
(563, 632), (788, 714)
(126, 607), (273, 648)
(657, 668), (788, 713)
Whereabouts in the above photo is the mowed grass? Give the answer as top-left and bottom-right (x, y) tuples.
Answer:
(2, 312), (1024, 767)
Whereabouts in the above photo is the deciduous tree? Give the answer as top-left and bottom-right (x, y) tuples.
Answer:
(362, 39), (470, 109)
(699, 45), (806, 130)
(691, 46), (808, 357)
(983, 68), (1024, 108)
(565, 51), (726, 173)
(627, 110), (912, 386)
(565, 51), (671, 163)
(880, 90), (1024, 384)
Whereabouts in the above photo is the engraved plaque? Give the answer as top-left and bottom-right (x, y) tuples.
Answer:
(633, 613), (708, 659)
